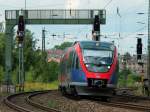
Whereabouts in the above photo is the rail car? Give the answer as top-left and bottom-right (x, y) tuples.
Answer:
(58, 41), (119, 96)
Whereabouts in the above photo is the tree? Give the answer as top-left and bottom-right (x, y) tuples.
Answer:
(124, 52), (131, 62)
(54, 42), (72, 50)
(12, 29), (39, 83)
(1, 29), (60, 84)
(0, 33), (5, 66)
(118, 69), (141, 87)
(0, 33), (5, 83)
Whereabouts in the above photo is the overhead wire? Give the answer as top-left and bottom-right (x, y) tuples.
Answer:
(121, 25), (147, 39)
(103, 0), (113, 9)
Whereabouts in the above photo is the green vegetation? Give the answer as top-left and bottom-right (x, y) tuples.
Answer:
(16, 30), (60, 83)
(0, 30), (61, 88)
(24, 81), (58, 91)
(0, 30), (73, 90)
(0, 33), (5, 84)
(118, 69), (141, 88)
(54, 42), (73, 50)
(48, 100), (58, 108)
(0, 66), (4, 84)
(0, 31), (142, 92)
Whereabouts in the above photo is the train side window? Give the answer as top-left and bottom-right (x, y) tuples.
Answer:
(75, 56), (81, 70)
(71, 50), (76, 68)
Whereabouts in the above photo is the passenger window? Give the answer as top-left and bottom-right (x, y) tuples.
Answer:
(75, 56), (81, 70)
(71, 51), (75, 68)
(76, 57), (79, 69)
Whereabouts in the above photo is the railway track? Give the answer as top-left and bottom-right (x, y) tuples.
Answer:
(3, 89), (150, 112)
(95, 100), (150, 112)
(4, 90), (61, 112)
(91, 95), (150, 112)
(26, 91), (61, 112)
(27, 90), (150, 112)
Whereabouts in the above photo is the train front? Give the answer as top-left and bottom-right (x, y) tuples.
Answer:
(75, 41), (118, 96)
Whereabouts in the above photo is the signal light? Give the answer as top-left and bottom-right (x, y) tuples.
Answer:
(17, 15), (25, 43)
(93, 15), (100, 31)
(18, 15), (25, 32)
(137, 38), (142, 60)
(16, 34), (24, 43)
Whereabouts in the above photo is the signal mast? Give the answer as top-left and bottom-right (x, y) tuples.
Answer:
(16, 10), (25, 92)
(92, 15), (100, 41)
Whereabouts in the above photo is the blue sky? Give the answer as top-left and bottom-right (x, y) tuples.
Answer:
(0, 0), (148, 55)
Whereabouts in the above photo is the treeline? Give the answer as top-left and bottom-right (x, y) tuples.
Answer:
(0, 33), (5, 83)
(0, 30), (72, 84)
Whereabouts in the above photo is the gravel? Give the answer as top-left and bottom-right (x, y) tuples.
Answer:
(1, 90), (149, 112)
(32, 91), (143, 112)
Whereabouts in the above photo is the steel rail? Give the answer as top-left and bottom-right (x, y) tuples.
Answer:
(4, 90), (61, 112)
(94, 99), (150, 111)
(26, 90), (61, 112)
(4, 91), (39, 112)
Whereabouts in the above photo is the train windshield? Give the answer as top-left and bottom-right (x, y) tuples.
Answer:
(83, 49), (113, 72)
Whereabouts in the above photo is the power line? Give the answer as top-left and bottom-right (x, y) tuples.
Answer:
(104, 0), (113, 9)
(136, 25), (147, 32)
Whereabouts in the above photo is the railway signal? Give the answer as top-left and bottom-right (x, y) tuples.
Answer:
(16, 11), (25, 92)
(93, 15), (100, 31)
(17, 15), (25, 43)
(92, 15), (100, 41)
(137, 38), (142, 60)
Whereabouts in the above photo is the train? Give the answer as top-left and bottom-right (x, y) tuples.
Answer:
(58, 41), (119, 96)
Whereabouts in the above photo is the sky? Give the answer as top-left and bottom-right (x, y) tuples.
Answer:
(0, 0), (148, 55)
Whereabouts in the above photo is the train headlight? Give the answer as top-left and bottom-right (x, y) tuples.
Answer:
(85, 64), (93, 71)
(107, 66), (110, 69)
(85, 64), (89, 67)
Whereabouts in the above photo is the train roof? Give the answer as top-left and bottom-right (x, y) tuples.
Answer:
(74, 41), (115, 50)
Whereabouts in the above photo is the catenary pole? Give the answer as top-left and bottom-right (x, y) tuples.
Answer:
(148, 0), (150, 90)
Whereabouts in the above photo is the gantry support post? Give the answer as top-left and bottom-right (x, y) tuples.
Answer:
(4, 24), (14, 93)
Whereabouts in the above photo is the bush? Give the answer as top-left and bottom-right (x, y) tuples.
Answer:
(118, 69), (141, 87)
(0, 66), (4, 83)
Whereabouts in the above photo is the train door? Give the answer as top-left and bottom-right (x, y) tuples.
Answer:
(61, 55), (67, 86)
(71, 51), (82, 83)
(66, 50), (74, 85)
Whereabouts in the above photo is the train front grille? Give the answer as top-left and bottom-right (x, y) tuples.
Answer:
(88, 78), (108, 88)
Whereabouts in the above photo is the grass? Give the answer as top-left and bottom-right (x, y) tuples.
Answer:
(23, 80), (58, 92)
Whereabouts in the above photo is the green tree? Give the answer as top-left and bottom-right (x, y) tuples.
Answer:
(10, 29), (60, 84)
(0, 33), (5, 67)
(48, 61), (59, 81)
(118, 69), (141, 87)
(54, 42), (72, 50)
(0, 33), (5, 83)
(0, 66), (4, 83)
(124, 52), (131, 62)
(12, 29), (37, 83)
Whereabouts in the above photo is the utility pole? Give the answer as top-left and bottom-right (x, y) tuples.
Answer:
(148, 0), (150, 91)
(42, 28), (46, 52)
(51, 34), (57, 39)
